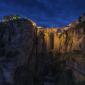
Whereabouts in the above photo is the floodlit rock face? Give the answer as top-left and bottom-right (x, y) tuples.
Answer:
(37, 21), (85, 53)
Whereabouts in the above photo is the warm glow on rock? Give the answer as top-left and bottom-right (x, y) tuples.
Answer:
(36, 25), (84, 53)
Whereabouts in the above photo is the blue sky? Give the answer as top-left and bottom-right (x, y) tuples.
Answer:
(0, 0), (85, 27)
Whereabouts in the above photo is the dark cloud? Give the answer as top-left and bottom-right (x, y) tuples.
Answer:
(0, 0), (85, 27)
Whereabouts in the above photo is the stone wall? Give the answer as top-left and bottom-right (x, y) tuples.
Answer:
(37, 24), (85, 53)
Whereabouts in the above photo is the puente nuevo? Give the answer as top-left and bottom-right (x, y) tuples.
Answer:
(1, 15), (85, 54)
(35, 20), (85, 54)
(0, 15), (85, 84)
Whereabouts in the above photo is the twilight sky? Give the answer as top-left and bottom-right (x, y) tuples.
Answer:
(0, 0), (85, 27)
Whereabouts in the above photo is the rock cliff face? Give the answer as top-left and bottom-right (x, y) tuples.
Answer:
(0, 15), (85, 59)
(37, 20), (85, 53)
(0, 15), (85, 84)
(0, 16), (85, 64)
(0, 18), (36, 84)
(0, 18), (35, 63)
